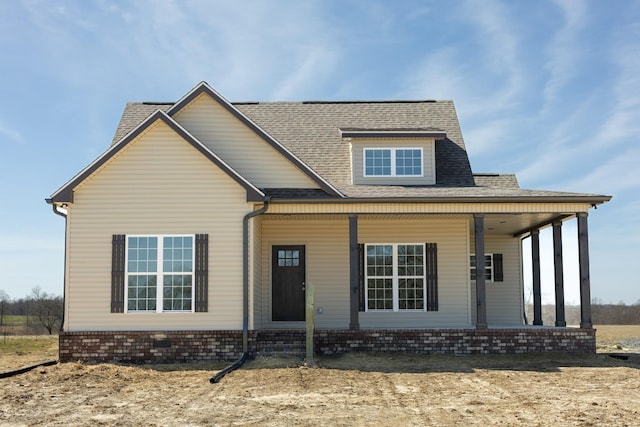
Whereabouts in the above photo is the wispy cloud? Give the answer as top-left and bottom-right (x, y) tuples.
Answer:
(541, 0), (588, 111)
(0, 120), (23, 144)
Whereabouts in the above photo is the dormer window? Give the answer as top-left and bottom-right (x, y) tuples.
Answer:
(364, 148), (423, 177)
(341, 128), (446, 186)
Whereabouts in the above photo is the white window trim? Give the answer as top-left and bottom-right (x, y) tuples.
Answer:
(470, 253), (494, 282)
(363, 147), (424, 177)
(125, 234), (196, 313)
(365, 243), (426, 312)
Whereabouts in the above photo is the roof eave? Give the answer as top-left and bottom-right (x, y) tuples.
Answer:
(266, 195), (612, 205)
(340, 130), (447, 139)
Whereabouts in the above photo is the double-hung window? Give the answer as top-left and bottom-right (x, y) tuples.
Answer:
(365, 244), (425, 311)
(364, 148), (423, 177)
(126, 235), (194, 312)
(470, 254), (494, 282)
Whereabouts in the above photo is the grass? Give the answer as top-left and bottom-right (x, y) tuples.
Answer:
(0, 335), (58, 356)
(1, 315), (27, 327)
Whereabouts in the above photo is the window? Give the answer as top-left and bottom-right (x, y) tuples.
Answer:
(365, 244), (425, 311)
(364, 148), (423, 177)
(126, 235), (194, 312)
(277, 249), (300, 267)
(470, 254), (494, 281)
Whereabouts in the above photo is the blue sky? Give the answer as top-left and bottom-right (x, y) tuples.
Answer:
(0, 0), (638, 305)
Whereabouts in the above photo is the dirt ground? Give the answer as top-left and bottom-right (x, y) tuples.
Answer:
(1, 326), (639, 426)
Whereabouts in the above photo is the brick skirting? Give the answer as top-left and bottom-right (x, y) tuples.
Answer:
(59, 328), (596, 363)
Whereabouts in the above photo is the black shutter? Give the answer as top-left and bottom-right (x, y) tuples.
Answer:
(195, 234), (209, 312)
(358, 243), (365, 312)
(111, 234), (126, 313)
(493, 253), (503, 282)
(425, 243), (438, 311)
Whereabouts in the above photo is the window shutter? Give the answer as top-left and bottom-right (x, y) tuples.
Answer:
(358, 243), (365, 312)
(111, 234), (126, 313)
(493, 253), (503, 282)
(425, 243), (438, 311)
(195, 234), (209, 312)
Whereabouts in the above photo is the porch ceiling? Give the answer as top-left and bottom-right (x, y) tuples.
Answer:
(479, 213), (572, 236)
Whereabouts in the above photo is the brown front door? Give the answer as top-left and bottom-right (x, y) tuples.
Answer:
(272, 245), (306, 321)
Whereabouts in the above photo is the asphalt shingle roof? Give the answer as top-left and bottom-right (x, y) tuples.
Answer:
(109, 99), (608, 202)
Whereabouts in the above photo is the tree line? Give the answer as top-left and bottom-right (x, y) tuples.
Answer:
(0, 287), (63, 335)
(525, 300), (640, 326)
(1, 288), (638, 335)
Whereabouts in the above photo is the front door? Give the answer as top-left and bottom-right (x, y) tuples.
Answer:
(272, 245), (306, 321)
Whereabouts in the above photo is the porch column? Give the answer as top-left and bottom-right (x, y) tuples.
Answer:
(531, 229), (543, 325)
(474, 214), (487, 329)
(349, 215), (360, 330)
(553, 221), (566, 327)
(577, 213), (593, 329)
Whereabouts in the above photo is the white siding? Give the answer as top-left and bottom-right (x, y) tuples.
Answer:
(469, 234), (524, 325)
(260, 217), (471, 329)
(351, 139), (436, 185)
(65, 120), (250, 331)
(173, 93), (319, 189)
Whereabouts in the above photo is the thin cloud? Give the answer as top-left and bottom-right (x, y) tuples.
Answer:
(561, 146), (640, 195)
(0, 121), (23, 144)
(541, 0), (588, 111)
(459, 0), (525, 112)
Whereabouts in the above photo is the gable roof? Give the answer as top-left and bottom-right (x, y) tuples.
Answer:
(168, 82), (343, 198)
(48, 110), (265, 203)
(102, 82), (610, 205)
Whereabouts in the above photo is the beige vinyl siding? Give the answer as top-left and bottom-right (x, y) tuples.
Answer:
(351, 139), (436, 185)
(65, 120), (249, 331)
(250, 216), (264, 329)
(260, 216), (471, 329)
(358, 218), (470, 328)
(261, 218), (350, 329)
(172, 93), (319, 189)
(469, 234), (524, 326)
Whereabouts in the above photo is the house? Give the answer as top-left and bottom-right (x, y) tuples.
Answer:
(47, 82), (611, 363)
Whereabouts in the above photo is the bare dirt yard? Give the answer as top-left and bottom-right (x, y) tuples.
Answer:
(1, 326), (639, 426)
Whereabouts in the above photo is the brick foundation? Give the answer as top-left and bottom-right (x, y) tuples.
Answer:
(59, 328), (596, 363)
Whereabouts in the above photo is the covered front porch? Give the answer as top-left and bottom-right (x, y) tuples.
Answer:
(343, 211), (596, 332)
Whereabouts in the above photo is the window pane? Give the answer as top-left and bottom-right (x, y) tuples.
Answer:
(367, 278), (393, 310)
(163, 274), (192, 311)
(128, 237), (157, 273)
(396, 149), (422, 176)
(127, 275), (157, 312)
(398, 278), (424, 310)
(365, 149), (391, 176)
(366, 245), (393, 278)
(277, 249), (300, 268)
(163, 236), (193, 273)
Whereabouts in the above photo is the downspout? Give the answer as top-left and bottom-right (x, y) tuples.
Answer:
(211, 196), (270, 384)
(51, 203), (68, 333)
